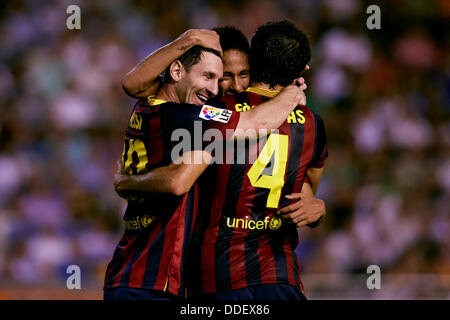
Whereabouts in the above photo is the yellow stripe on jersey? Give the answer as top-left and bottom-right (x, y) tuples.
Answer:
(147, 96), (167, 106)
(246, 87), (306, 124)
(246, 87), (280, 98)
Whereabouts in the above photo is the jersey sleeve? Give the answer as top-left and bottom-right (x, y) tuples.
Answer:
(303, 175), (311, 185)
(123, 99), (167, 172)
(159, 101), (240, 149)
(199, 97), (240, 135)
(311, 113), (328, 168)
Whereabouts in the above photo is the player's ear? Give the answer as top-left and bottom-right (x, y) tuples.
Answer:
(169, 60), (184, 82)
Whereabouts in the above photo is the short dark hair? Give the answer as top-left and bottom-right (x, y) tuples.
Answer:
(213, 26), (250, 54)
(163, 45), (221, 82)
(178, 45), (221, 72)
(249, 20), (311, 88)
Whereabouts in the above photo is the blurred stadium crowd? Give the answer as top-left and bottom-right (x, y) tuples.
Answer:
(0, 0), (448, 299)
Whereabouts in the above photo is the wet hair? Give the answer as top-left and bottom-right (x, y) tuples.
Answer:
(213, 26), (250, 54)
(249, 20), (311, 88)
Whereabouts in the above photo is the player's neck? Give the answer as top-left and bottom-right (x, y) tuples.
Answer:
(250, 82), (284, 92)
(156, 83), (181, 103)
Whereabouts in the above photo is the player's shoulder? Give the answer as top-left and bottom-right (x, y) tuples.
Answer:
(146, 101), (204, 118)
(133, 98), (166, 114)
(295, 104), (323, 121)
(218, 92), (263, 112)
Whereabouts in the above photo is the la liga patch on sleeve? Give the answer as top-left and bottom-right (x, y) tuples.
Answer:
(199, 105), (232, 123)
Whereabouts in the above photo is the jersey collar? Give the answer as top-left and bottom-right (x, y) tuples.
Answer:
(147, 96), (167, 106)
(246, 87), (280, 98)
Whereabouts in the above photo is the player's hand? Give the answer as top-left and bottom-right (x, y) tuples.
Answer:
(292, 77), (307, 106)
(277, 80), (307, 110)
(292, 77), (307, 90)
(277, 193), (325, 228)
(178, 29), (223, 57)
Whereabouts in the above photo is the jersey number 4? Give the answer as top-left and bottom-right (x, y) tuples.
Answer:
(247, 133), (289, 209)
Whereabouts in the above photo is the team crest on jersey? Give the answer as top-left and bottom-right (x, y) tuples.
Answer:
(269, 216), (282, 230)
(199, 105), (232, 123)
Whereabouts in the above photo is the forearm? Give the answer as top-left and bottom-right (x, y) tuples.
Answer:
(115, 151), (211, 197)
(300, 181), (314, 197)
(238, 96), (294, 132)
(122, 36), (197, 98)
(233, 85), (304, 139)
(306, 166), (324, 195)
(115, 165), (180, 198)
(301, 181), (325, 228)
(170, 151), (211, 195)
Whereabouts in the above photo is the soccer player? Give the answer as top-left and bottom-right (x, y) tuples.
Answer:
(115, 20), (327, 300)
(212, 26), (250, 96)
(121, 29), (223, 99)
(121, 26), (251, 98)
(103, 44), (307, 300)
(190, 21), (328, 299)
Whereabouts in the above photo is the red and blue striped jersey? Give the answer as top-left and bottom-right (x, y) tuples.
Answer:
(104, 97), (240, 297)
(189, 88), (328, 294)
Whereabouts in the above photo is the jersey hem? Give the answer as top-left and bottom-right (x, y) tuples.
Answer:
(103, 282), (183, 298)
(199, 279), (302, 295)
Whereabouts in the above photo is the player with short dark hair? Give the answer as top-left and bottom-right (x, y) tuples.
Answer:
(213, 26), (251, 96)
(250, 20), (311, 88)
(161, 46), (221, 84)
(213, 26), (250, 55)
(188, 20), (327, 300)
(103, 45), (225, 300)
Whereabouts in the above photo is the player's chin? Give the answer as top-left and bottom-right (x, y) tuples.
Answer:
(222, 88), (237, 96)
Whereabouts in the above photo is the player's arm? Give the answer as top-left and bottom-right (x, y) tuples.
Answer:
(232, 78), (307, 138)
(277, 181), (326, 228)
(115, 151), (211, 198)
(306, 112), (327, 195)
(277, 111), (328, 227)
(122, 29), (222, 98)
(306, 166), (324, 195)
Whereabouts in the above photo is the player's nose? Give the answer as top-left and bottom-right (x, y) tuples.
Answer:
(231, 76), (243, 93)
(206, 80), (219, 97)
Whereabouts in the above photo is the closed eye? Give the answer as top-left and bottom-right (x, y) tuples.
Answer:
(239, 71), (249, 78)
(203, 72), (216, 80)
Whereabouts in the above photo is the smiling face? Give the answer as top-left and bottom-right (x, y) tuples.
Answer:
(175, 51), (223, 105)
(219, 49), (250, 96)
